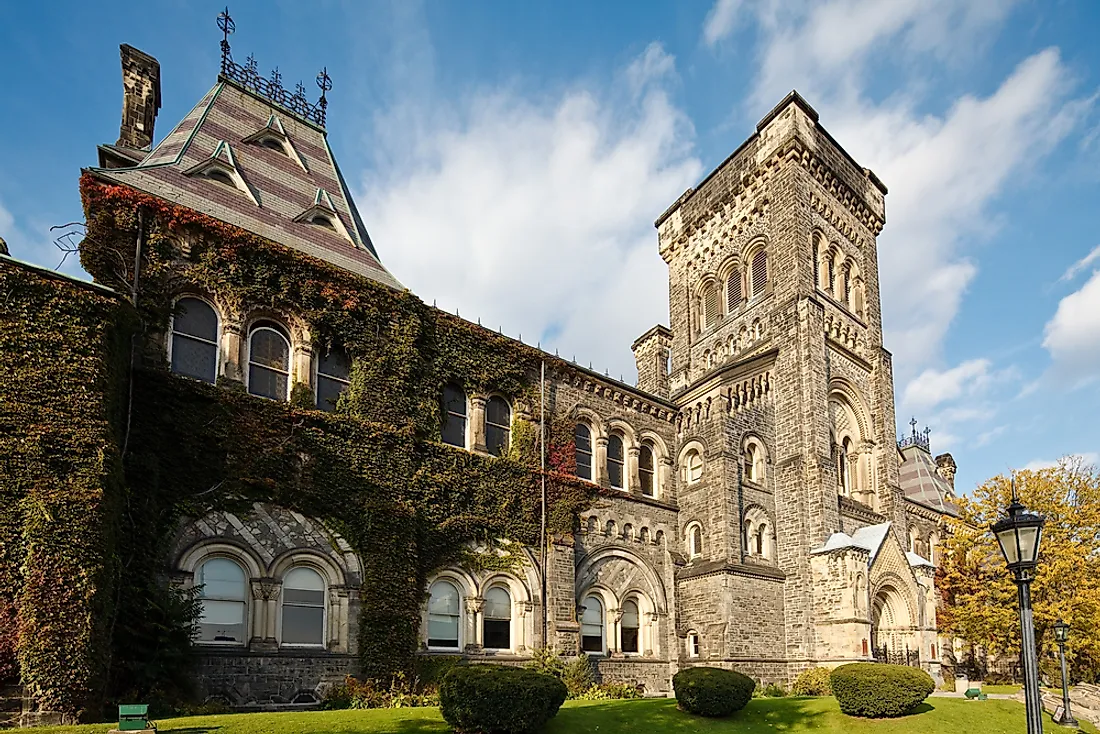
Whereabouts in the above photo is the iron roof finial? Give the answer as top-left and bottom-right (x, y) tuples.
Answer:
(316, 67), (333, 126)
(217, 7), (235, 73)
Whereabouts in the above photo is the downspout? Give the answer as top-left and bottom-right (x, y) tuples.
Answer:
(539, 360), (548, 648)
(737, 457), (745, 565)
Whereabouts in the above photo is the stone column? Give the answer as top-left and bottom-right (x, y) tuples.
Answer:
(609, 607), (623, 657)
(516, 600), (533, 652)
(465, 597), (484, 652)
(222, 318), (243, 382)
(644, 612), (659, 657)
(627, 445), (640, 494)
(659, 456), (674, 500)
(469, 397), (488, 453)
(329, 585), (350, 652)
(250, 578), (280, 651)
(594, 436), (609, 487)
(294, 343), (314, 391)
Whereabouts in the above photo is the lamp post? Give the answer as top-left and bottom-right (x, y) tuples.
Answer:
(991, 489), (1045, 734)
(1053, 620), (1078, 728)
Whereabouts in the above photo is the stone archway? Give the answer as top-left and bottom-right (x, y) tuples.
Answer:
(871, 584), (914, 656)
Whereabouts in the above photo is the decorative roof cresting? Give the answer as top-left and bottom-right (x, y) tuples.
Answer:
(898, 417), (931, 452)
(217, 7), (331, 128)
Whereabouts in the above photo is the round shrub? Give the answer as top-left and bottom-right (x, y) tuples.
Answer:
(440, 664), (567, 734)
(791, 666), (832, 696)
(672, 666), (755, 717)
(830, 663), (935, 718)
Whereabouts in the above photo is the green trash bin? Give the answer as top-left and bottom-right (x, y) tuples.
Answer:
(117, 704), (155, 731)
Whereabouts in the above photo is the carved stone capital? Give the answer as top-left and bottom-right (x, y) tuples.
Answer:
(251, 577), (280, 601)
(465, 597), (484, 615)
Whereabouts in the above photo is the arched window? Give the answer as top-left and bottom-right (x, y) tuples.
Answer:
(825, 252), (835, 293)
(171, 297), (219, 383)
(310, 215), (336, 231)
(260, 137), (285, 152)
(838, 438), (852, 495)
(197, 558), (246, 644)
(316, 347), (350, 412)
(929, 531), (940, 564)
(754, 524), (767, 556)
(683, 449), (703, 484)
(726, 269), (742, 313)
(442, 384), (467, 447)
(282, 567), (326, 646)
(853, 281), (866, 320)
(908, 527), (919, 553)
(483, 586), (511, 651)
(744, 444), (758, 482)
(248, 322), (291, 401)
(703, 282), (721, 328)
(751, 249), (768, 297)
(574, 424), (593, 481)
(813, 236), (821, 288)
(639, 443), (655, 497)
(687, 631), (700, 658)
(842, 264), (852, 303)
(607, 433), (625, 490)
(485, 396), (511, 456)
(621, 599), (640, 654)
(427, 581), (461, 649)
(688, 524), (703, 558)
(207, 169), (235, 187)
(581, 596), (604, 653)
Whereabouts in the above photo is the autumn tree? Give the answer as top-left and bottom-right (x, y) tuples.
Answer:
(938, 456), (1100, 682)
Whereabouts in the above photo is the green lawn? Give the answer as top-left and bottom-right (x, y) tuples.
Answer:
(981, 684), (1023, 695)
(27, 696), (1098, 734)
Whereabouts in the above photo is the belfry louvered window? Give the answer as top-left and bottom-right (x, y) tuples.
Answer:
(704, 284), (721, 328)
(726, 271), (742, 313)
(751, 250), (768, 297)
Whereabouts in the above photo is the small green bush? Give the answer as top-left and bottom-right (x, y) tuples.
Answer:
(791, 666), (832, 696)
(562, 654), (596, 698)
(524, 647), (566, 679)
(440, 665), (567, 734)
(830, 663), (935, 718)
(575, 682), (643, 700)
(756, 681), (787, 698)
(672, 666), (755, 717)
(321, 673), (439, 710)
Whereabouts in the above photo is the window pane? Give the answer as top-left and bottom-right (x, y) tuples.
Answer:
(608, 435), (623, 461)
(174, 298), (218, 341)
(621, 627), (639, 654)
(428, 613), (460, 648)
(429, 583), (459, 615)
(444, 385), (467, 417)
(484, 619), (510, 650)
(171, 334), (217, 383)
(199, 559), (245, 600)
(442, 412), (467, 447)
(608, 459), (623, 489)
(639, 446), (653, 471)
(282, 605), (324, 645)
(484, 587), (510, 619)
(622, 601), (639, 628)
(640, 470), (654, 496)
(316, 375), (346, 412)
(581, 597), (602, 637)
(249, 364), (288, 400)
(198, 600), (245, 643)
(250, 329), (290, 370)
(285, 567), (324, 592)
(486, 396), (510, 426)
(318, 348), (350, 381)
(581, 635), (603, 653)
(486, 425), (510, 456)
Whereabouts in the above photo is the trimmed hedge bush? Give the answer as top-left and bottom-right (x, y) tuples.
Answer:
(440, 664), (567, 734)
(830, 663), (935, 718)
(791, 666), (832, 696)
(672, 666), (755, 717)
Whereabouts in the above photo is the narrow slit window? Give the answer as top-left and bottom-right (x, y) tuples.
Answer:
(485, 396), (511, 456)
(752, 249), (768, 296)
(575, 424), (593, 480)
(607, 434), (625, 489)
(442, 384), (467, 447)
(316, 347), (350, 412)
(639, 444), (655, 497)
(726, 271), (742, 313)
(704, 284), (721, 328)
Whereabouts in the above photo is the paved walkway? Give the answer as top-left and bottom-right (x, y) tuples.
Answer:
(931, 691), (1018, 700)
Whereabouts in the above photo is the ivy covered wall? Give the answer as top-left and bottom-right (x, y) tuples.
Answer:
(0, 174), (603, 721)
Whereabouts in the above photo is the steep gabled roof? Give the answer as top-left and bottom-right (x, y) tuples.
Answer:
(86, 78), (401, 290)
(899, 444), (959, 517)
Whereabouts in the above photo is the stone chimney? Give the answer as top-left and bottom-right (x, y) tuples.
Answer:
(935, 453), (957, 493)
(631, 325), (672, 398)
(117, 44), (161, 150)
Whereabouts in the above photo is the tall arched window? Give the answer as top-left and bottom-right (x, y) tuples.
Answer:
(703, 282), (721, 328)
(683, 449), (703, 484)
(171, 297), (219, 383)
(751, 249), (768, 297)
(197, 558), (246, 644)
(316, 347), (350, 412)
(754, 524), (766, 556)
(428, 581), (461, 649)
(841, 264), (852, 303)
(483, 586), (511, 651)
(639, 443), (655, 497)
(726, 270), (742, 313)
(744, 444), (758, 482)
(282, 567), (325, 646)
(813, 237), (821, 289)
(248, 322), (291, 400)
(621, 599), (640, 654)
(581, 596), (604, 653)
(485, 396), (511, 456)
(574, 424), (593, 480)
(607, 433), (625, 490)
(688, 524), (703, 558)
(838, 438), (852, 495)
(442, 384), (467, 447)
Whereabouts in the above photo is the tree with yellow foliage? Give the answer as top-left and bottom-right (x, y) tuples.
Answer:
(938, 456), (1100, 682)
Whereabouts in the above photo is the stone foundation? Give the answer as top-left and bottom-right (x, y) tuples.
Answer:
(195, 650), (358, 706)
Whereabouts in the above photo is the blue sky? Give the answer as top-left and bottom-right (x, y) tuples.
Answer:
(1, 1), (1098, 494)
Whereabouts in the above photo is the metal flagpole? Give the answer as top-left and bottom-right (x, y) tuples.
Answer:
(540, 360), (549, 648)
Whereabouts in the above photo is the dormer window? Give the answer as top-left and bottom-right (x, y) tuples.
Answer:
(310, 215), (336, 230)
(260, 137), (285, 152)
(206, 170), (235, 187)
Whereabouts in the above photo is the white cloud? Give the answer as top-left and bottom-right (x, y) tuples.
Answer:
(0, 197), (12, 234)
(1023, 452), (1100, 471)
(1059, 244), (1100, 283)
(702, 0), (743, 47)
(903, 359), (993, 411)
(362, 44), (702, 379)
(1042, 270), (1100, 386)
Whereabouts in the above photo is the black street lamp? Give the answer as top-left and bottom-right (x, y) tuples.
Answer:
(1053, 620), (1078, 728)
(992, 488), (1045, 734)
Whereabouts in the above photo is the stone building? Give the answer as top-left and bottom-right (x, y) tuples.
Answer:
(1, 31), (962, 718)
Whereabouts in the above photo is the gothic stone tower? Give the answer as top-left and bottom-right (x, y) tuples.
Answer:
(655, 92), (931, 677)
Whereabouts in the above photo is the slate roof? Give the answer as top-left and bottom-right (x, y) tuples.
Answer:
(899, 444), (959, 517)
(86, 78), (402, 291)
(811, 522), (933, 568)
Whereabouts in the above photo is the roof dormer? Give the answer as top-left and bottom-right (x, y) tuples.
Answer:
(294, 188), (353, 243)
(183, 141), (259, 205)
(243, 114), (309, 172)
